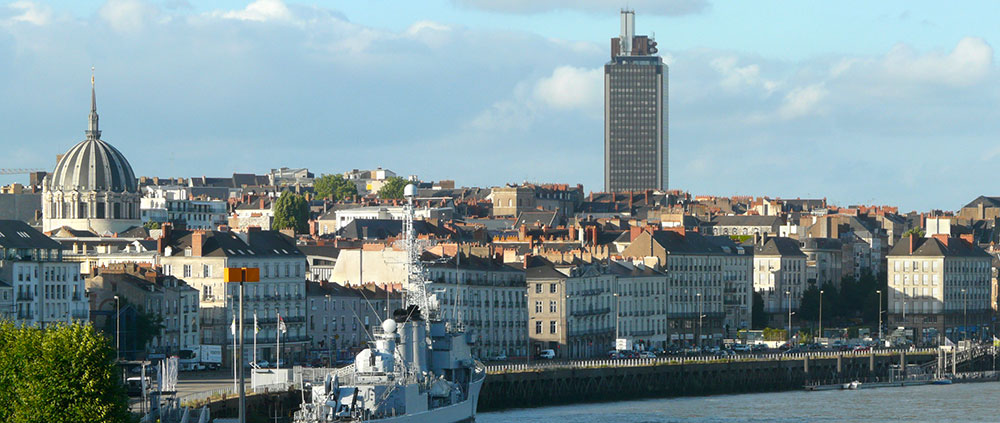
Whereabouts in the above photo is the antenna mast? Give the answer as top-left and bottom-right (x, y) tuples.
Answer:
(402, 184), (432, 315)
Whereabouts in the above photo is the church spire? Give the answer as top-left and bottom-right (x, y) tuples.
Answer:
(86, 67), (101, 140)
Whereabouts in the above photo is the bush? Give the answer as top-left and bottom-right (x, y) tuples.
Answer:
(0, 321), (130, 423)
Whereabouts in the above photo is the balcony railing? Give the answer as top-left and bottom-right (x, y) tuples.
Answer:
(571, 307), (611, 317)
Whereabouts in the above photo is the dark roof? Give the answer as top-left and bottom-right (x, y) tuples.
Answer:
(961, 196), (1000, 210)
(164, 229), (301, 258)
(119, 226), (149, 239)
(514, 211), (559, 228)
(607, 261), (664, 277)
(887, 235), (990, 258)
(0, 220), (62, 249)
(649, 231), (748, 255)
(297, 245), (342, 259)
(755, 237), (806, 257)
(337, 219), (439, 240)
(799, 238), (843, 251)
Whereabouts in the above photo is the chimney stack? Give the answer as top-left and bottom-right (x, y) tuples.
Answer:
(909, 234), (916, 254)
(191, 231), (205, 257)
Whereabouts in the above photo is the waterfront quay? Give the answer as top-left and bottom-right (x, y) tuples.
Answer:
(478, 349), (940, 411)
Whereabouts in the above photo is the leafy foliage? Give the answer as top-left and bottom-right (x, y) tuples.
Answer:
(751, 291), (766, 330)
(377, 176), (408, 200)
(0, 321), (129, 423)
(273, 191), (310, 234)
(143, 220), (161, 230)
(313, 174), (357, 201)
(902, 228), (926, 238)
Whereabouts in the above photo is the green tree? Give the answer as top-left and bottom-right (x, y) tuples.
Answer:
(0, 321), (130, 423)
(143, 220), (161, 230)
(377, 176), (408, 200)
(799, 285), (821, 322)
(273, 191), (310, 234)
(313, 174), (358, 201)
(902, 227), (925, 238)
(751, 291), (766, 329)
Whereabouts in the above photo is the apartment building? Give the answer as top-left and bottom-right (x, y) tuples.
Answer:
(887, 234), (993, 344)
(753, 237), (807, 314)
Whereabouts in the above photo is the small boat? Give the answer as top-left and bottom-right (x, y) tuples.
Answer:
(842, 381), (861, 390)
(931, 378), (953, 385)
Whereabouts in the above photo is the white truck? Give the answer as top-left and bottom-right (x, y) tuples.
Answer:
(179, 345), (223, 371)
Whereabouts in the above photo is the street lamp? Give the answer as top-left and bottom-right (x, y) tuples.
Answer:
(114, 295), (120, 361)
(961, 288), (968, 343)
(819, 289), (824, 340)
(876, 290), (882, 342)
(785, 290), (792, 345)
(613, 292), (621, 348)
(696, 291), (703, 349)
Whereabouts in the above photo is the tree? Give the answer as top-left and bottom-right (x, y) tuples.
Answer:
(799, 285), (821, 322)
(0, 322), (130, 423)
(751, 291), (766, 329)
(273, 191), (309, 234)
(902, 227), (925, 238)
(377, 176), (408, 200)
(143, 220), (161, 230)
(313, 174), (357, 201)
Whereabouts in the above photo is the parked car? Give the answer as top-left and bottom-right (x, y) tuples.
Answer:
(853, 345), (871, 352)
(492, 353), (508, 361)
(537, 349), (556, 360)
(732, 344), (752, 353)
(639, 351), (657, 358)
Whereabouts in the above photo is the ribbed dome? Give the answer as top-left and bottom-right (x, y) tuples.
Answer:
(48, 138), (137, 193)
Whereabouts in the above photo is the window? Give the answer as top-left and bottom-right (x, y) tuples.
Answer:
(183, 265), (192, 278)
(535, 321), (542, 334)
(535, 301), (542, 313)
(549, 301), (556, 313)
(203, 264), (211, 278)
(535, 284), (541, 294)
(549, 321), (557, 334)
(549, 283), (556, 294)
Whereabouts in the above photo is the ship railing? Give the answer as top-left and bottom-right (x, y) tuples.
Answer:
(484, 347), (939, 374)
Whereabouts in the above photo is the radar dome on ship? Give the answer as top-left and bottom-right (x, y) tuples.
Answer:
(382, 318), (397, 334)
(404, 184), (417, 197)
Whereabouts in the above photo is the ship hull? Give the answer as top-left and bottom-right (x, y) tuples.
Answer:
(366, 373), (484, 423)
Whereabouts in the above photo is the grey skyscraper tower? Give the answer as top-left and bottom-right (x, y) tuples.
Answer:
(604, 9), (668, 192)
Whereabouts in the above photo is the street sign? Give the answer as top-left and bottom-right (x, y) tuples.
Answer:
(224, 267), (260, 283)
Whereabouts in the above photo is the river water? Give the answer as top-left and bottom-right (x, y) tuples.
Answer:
(477, 381), (1000, 423)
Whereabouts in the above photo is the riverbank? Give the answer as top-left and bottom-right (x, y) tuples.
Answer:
(477, 381), (1000, 423)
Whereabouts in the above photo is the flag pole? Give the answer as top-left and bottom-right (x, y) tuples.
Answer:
(277, 311), (281, 370)
(231, 314), (237, 392)
(253, 312), (258, 367)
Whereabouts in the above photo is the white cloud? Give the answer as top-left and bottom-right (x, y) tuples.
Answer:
(711, 56), (777, 93)
(5, 1), (51, 26)
(98, 0), (160, 33)
(217, 0), (294, 23)
(776, 84), (827, 120)
(533, 66), (602, 110)
(453, 0), (709, 16)
(880, 37), (993, 87)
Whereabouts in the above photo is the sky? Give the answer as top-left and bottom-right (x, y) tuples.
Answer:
(1, 1), (999, 212)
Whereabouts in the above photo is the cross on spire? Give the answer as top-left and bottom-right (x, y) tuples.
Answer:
(86, 66), (100, 140)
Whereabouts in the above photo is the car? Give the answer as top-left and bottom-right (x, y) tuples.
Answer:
(783, 347), (803, 354)
(537, 349), (556, 360)
(732, 344), (752, 352)
(853, 345), (871, 352)
(492, 353), (508, 361)
(639, 351), (657, 358)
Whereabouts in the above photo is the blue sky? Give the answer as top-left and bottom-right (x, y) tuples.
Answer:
(1, 1), (998, 211)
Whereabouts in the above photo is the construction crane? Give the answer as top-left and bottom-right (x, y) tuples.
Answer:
(0, 168), (45, 175)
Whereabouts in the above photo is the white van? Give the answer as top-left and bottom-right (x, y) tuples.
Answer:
(538, 349), (556, 359)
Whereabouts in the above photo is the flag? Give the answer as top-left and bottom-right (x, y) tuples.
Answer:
(278, 313), (287, 334)
(993, 336), (999, 347)
(944, 337), (955, 347)
(230, 316), (236, 336)
(254, 312), (259, 334)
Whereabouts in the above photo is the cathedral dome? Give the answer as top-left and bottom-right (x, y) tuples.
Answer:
(46, 74), (137, 194)
(48, 138), (137, 193)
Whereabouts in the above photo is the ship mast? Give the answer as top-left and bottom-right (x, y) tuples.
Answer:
(402, 183), (433, 316)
